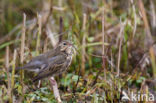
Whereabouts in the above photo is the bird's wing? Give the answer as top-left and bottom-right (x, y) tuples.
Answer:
(15, 48), (57, 70)
(32, 54), (67, 82)
(16, 55), (48, 71)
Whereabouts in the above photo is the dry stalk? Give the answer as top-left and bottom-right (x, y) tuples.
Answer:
(149, 48), (156, 78)
(11, 49), (17, 102)
(138, 0), (153, 47)
(42, 0), (53, 30)
(5, 46), (12, 102)
(117, 20), (126, 77)
(43, 37), (48, 53)
(150, 0), (156, 35)
(36, 13), (42, 55)
(81, 13), (87, 76)
(102, 7), (106, 80)
(130, 0), (137, 37)
(20, 13), (26, 101)
(20, 13), (26, 65)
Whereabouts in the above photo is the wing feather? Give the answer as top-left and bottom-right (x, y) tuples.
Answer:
(32, 54), (67, 82)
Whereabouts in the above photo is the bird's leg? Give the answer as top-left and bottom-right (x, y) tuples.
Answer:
(37, 80), (41, 88)
(50, 78), (56, 85)
(49, 77), (62, 103)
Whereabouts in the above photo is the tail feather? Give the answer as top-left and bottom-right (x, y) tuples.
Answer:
(15, 66), (25, 70)
(9, 65), (30, 72)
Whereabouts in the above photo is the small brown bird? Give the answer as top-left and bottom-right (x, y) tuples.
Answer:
(16, 40), (75, 82)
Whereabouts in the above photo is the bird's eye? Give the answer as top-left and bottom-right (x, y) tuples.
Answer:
(63, 43), (66, 45)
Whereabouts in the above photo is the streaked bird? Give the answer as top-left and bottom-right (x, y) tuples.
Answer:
(16, 40), (75, 82)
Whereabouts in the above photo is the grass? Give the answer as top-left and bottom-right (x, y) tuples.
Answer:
(0, 0), (156, 102)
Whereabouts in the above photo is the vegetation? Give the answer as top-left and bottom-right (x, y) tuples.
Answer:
(0, 0), (156, 102)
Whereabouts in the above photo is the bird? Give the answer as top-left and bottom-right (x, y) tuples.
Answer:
(15, 40), (75, 82)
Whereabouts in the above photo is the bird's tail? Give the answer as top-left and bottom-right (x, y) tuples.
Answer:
(9, 66), (27, 72)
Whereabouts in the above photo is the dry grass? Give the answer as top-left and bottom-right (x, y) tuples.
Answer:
(0, 0), (156, 102)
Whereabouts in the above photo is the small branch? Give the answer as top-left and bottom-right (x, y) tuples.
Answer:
(49, 77), (62, 103)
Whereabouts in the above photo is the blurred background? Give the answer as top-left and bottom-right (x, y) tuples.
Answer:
(0, 0), (156, 102)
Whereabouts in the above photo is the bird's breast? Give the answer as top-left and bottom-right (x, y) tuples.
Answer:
(66, 55), (73, 67)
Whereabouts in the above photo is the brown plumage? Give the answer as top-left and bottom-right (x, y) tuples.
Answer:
(16, 40), (75, 82)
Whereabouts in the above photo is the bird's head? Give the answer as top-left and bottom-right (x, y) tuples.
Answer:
(58, 40), (75, 55)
